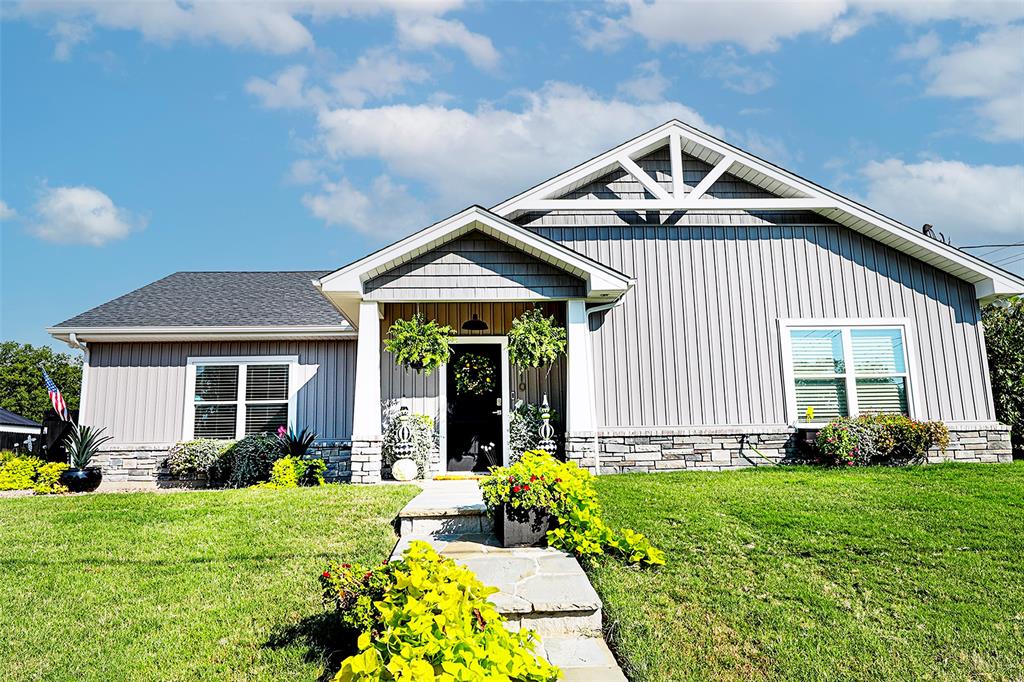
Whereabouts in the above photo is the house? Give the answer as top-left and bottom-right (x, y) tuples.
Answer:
(49, 121), (1022, 484)
(0, 408), (42, 452)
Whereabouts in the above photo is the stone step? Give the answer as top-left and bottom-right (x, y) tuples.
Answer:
(392, 532), (603, 637)
(538, 635), (629, 682)
(397, 480), (491, 536)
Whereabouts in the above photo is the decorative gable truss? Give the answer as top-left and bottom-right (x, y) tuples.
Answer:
(494, 120), (1024, 301)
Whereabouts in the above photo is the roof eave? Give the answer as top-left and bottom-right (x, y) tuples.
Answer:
(47, 325), (356, 346)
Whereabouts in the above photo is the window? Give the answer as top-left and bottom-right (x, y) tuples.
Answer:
(782, 321), (913, 424)
(187, 357), (295, 440)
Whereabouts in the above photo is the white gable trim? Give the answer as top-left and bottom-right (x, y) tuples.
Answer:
(493, 120), (1024, 301)
(316, 206), (633, 308)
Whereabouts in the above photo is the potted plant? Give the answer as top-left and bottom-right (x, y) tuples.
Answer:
(384, 313), (454, 374)
(60, 424), (112, 493)
(382, 407), (435, 480)
(479, 453), (557, 547)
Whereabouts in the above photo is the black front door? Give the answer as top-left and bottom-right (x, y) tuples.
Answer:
(446, 344), (503, 472)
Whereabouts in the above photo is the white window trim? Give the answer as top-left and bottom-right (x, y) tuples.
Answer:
(183, 355), (300, 440)
(778, 318), (922, 427)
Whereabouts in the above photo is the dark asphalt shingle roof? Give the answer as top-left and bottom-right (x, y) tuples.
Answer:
(52, 271), (350, 329)
(0, 407), (41, 428)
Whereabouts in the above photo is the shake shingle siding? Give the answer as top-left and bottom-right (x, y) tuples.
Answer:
(363, 230), (585, 301)
(516, 210), (993, 427)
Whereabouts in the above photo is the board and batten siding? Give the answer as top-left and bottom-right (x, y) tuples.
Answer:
(364, 230), (585, 301)
(83, 340), (357, 444)
(380, 302), (566, 432)
(517, 211), (994, 428)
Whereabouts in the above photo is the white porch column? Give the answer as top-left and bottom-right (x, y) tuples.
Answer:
(350, 300), (382, 483)
(566, 299), (597, 448)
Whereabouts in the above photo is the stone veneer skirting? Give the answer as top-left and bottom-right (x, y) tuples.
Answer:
(93, 441), (354, 486)
(564, 422), (1013, 474)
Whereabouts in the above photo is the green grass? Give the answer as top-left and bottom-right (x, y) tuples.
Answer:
(588, 463), (1024, 682)
(0, 485), (418, 682)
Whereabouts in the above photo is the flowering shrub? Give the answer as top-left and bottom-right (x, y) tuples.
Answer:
(165, 438), (234, 477)
(320, 541), (559, 681)
(33, 462), (68, 494)
(816, 414), (949, 466)
(0, 455), (43, 490)
(480, 450), (666, 566)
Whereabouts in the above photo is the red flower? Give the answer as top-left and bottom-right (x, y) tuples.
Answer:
(363, 571), (373, 581)
(530, 475), (538, 482)
(555, 478), (562, 483)
(322, 571), (331, 579)
(508, 476), (514, 483)
(512, 486), (521, 493)
(523, 484), (530, 491)
(342, 563), (351, 569)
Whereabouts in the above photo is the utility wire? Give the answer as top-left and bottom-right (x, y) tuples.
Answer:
(959, 242), (1024, 249)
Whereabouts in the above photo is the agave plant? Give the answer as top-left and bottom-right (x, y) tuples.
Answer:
(64, 424), (114, 469)
(279, 426), (316, 457)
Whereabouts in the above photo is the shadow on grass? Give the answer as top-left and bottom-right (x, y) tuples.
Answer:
(265, 612), (360, 682)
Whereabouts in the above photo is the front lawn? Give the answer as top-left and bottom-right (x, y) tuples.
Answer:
(0, 485), (418, 682)
(589, 463), (1024, 681)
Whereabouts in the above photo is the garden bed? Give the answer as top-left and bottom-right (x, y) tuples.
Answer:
(587, 463), (1024, 681)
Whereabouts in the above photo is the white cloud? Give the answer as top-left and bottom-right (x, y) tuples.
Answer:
(49, 20), (91, 60)
(920, 25), (1024, 141)
(860, 158), (1024, 245)
(313, 81), (720, 208)
(246, 65), (321, 109)
(577, 0), (1024, 52)
(616, 60), (670, 102)
(30, 186), (145, 246)
(395, 15), (499, 69)
(895, 31), (940, 60)
(330, 50), (431, 106)
(703, 49), (776, 94)
(302, 174), (430, 236)
(0, 200), (17, 221)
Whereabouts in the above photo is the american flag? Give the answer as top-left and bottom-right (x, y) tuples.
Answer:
(42, 368), (69, 421)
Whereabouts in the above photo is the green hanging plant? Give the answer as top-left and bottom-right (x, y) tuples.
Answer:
(454, 353), (496, 395)
(384, 313), (454, 375)
(507, 308), (567, 371)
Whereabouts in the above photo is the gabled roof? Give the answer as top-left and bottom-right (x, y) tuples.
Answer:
(316, 205), (634, 325)
(0, 407), (41, 429)
(49, 271), (353, 344)
(493, 120), (1024, 301)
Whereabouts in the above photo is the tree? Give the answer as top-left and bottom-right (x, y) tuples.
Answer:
(983, 297), (1023, 458)
(0, 342), (82, 423)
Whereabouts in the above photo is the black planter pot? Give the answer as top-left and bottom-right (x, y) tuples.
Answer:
(60, 467), (103, 493)
(796, 428), (821, 460)
(493, 503), (554, 548)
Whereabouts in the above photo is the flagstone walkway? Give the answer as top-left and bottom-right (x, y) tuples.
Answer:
(394, 480), (628, 681)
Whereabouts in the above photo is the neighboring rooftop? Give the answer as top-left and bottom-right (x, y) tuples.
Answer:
(0, 407), (41, 429)
(51, 271), (350, 330)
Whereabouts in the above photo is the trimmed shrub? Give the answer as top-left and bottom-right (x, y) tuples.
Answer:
(0, 455), (43, 490)
(209, 433), (284, 488)
(816, 414), (949, 466)
(320, 541), (559, 681)
(34, 462), (68, 494)
(165, 439), (234, 477)
(481, 450), (666, 566)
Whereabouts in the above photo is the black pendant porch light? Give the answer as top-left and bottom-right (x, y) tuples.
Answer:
(461, 313), (488, 331)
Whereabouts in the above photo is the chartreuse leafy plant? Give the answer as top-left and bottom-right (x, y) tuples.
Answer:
(320, 541), (559, 682)
(816, 414), (949, 466)
(480, 450), (666, 566)
(255, 455), (327, 489)
(0, 454), (68, 494)
(507, 308), (567, 372)
(384, 313), (454, 375)
(33, 462), (68, 494)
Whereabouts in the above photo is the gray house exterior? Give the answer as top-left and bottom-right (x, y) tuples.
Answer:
(50, 121), (1021, 484)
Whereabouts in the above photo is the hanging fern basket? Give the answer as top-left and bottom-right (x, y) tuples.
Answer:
(384, 313), (454, 375)
(507, 308), (567, 372)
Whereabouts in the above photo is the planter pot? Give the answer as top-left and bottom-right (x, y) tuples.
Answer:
(494, 503), (554, 548)
(60, 467), (103, 493)
(796, 428), (821, 460)
(391, 458), (418, 481)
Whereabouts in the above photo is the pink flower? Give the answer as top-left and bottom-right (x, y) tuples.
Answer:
(277, 425), (287, 437)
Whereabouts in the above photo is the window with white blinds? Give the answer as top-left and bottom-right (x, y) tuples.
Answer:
(784, 323), (912, 423)
(188, 358), (293, 440)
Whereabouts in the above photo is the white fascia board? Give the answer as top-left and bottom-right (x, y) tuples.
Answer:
(516, 198), (838, 211)
(47, 325), (355, 345)
(0, 424), (42, 435)
(316, 206), (634, 300)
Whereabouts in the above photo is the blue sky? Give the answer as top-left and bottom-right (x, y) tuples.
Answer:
(2, 0), (1022, 349)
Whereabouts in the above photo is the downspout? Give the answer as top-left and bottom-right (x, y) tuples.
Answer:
(68, 334), (88, 424)
(585, 297), (625, 475)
